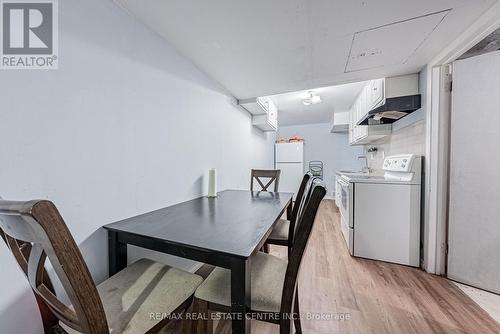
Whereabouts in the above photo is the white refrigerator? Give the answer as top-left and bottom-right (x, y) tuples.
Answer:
(275, 142), (304, 197)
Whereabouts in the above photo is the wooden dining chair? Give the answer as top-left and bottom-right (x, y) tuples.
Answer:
(192, 179), (326, 334)
(0, 199), (203, 334)
(250, 169), (281, 192)
(264, 173), (314, 256)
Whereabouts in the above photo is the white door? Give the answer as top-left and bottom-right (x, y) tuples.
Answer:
(448, 50), (500, 293)
(275, 162), (303, 195)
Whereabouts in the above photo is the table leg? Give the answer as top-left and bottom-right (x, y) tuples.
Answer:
(231, 257), (251, 334)
(108, 230), (127, 276)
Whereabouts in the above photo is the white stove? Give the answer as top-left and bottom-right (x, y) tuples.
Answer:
(336, 154), (422, 267)
(340, 154), (421, 184)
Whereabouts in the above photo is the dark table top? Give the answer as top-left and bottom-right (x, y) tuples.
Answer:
(104, 190), (293, 258)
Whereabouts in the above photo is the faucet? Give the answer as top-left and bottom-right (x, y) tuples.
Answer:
(358, 155), (371, 174)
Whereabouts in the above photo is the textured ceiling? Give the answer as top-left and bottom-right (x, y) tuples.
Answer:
(116, 0), (494, 100)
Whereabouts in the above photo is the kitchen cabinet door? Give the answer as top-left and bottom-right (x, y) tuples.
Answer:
(267, 102), (278, 129)
(349, 79), (391, 146)
(355, 99), (363, 140)
(356, 89), (368, 141)
(357, 124), (368, 141)
(360, 87), (368, 121)
(349, 111), (354, 144)
(368, 79), (385, 110)
(349, 103), (356, 144)
(251, 97), (278, 131)
(356, 92), (364, 124)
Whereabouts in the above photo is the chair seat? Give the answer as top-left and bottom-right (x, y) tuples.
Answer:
(268, 218), (289, 241)
(194, 252), (287, 313)
(61, 258), (203, 334)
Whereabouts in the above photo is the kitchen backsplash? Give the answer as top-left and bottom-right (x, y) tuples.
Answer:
(365, 120), (426, 171)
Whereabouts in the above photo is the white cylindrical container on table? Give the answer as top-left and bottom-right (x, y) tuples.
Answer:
(207, 168), (217, 197)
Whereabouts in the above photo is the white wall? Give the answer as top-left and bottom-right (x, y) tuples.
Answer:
(277, 123), (363, 197)
(365, 120), (426, 170)
(0, 0), (273, 333)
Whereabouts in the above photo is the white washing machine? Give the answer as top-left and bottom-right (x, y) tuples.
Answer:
(338, 154), (422, 267)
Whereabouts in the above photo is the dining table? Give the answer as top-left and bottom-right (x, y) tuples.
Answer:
(104, 189), (293, 334)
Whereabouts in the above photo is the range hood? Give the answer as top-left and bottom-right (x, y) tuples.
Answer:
(357, 94), (421, 125)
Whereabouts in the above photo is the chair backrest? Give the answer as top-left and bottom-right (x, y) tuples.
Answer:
(279, 180), (326, 329)
(287, 173), (313, 244)
(250, 169), (281, 192)
(0, 199), (108, 333)
(289, 176), (318, 245)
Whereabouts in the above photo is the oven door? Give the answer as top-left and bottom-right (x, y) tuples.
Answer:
(339, 178), (350, 221)
(335, 176), (342, 208)
(338, 177), (354, 253)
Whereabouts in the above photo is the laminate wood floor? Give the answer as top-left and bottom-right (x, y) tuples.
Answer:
(160, 200), (500, 333)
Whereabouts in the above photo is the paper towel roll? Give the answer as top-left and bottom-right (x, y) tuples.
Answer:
(207, 168), (217, 197)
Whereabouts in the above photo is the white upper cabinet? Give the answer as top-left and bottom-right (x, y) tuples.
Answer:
(368, 78), (385, 110)
(348, 104), (354, 143)
(330, 111), (350, 133)
(240, 97), (278, 132)
(349, 78), (392, 145)
(266, 98), (278, 130)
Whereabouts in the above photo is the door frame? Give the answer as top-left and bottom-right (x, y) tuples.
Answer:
(424, 1), (500, 275)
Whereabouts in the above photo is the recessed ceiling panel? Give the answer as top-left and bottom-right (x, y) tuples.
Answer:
(345, 10), (450, 73)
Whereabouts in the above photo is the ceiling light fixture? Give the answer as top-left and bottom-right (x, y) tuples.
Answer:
(302, 91), (322, 106)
